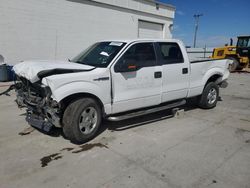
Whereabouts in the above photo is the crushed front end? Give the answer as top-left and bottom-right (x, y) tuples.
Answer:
(15, 76), (61, 132)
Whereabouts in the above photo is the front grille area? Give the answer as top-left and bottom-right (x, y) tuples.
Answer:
(15, 76), (61, 128)
(16, 76), (51, 107)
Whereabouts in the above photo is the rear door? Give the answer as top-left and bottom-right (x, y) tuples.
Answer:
(156, 42), (189, 102)
(111, 42), (163, 114)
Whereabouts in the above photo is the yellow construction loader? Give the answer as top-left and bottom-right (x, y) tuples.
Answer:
(211, 36), (250, 72)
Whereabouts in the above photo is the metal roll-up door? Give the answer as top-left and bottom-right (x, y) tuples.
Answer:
(138, 20), (163, 39)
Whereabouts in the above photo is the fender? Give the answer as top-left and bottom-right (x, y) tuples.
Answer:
(51, 81), (112, 113)
(188, 66), (226, 98)
(202, 66), (224, 86)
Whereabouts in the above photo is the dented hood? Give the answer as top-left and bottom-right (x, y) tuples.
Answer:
(13, 60), (95, 83)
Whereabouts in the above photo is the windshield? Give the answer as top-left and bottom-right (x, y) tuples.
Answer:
(71, 42), (126, 67)
(237, 37), (250, 48)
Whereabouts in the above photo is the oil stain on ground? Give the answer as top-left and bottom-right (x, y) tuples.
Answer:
(40, 143), (108, 167)
(72, 143), (108, 153)
(40, 153), (63, 167)
(240, 118), (250, 123)
(60, 147), (74, 151)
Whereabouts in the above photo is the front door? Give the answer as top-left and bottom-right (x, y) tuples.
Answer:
(111, 42), (162, 114)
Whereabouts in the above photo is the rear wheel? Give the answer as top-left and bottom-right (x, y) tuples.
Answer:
(62, 98), (102, 144)
(198, 82), (219, 109)
(227, 57), (239, 72)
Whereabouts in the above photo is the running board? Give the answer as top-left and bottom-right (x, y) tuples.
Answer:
(107, 99), (186, 121)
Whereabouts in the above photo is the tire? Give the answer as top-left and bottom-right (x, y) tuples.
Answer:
(62, 98), (102, 144)
(198, 82), (219, 109)
(236, 66), (244, 71)
(227, 57), (239, 72)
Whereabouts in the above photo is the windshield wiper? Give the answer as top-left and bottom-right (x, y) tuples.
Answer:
(74, 60), (99, 67)
(75, 60), (82, 64)
(74, 60), (89, 65)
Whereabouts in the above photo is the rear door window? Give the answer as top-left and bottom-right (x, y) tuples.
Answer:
(158, 43), (184, 64)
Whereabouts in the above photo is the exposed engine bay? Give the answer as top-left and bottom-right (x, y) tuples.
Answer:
(14, 76), (61, 131)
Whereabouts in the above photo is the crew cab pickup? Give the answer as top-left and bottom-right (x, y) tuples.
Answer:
(13, 39), (230, 143)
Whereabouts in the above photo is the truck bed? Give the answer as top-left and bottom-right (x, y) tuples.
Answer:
(188, 59), (230, 97)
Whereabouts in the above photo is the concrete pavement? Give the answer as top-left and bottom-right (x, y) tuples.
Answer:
(0, 73), (249, 188)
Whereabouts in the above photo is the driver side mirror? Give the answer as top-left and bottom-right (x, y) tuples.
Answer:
(114, 58), (138, 73)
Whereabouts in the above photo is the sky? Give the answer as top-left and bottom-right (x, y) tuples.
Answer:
(159, 0), (250, 47)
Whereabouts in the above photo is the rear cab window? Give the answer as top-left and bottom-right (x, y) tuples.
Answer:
(158, 42), (184, 64)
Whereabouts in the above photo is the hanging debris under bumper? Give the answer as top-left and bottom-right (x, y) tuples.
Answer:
(26, 112), (54, 132)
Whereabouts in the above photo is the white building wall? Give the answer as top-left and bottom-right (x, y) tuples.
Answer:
(0, 0), (175, 65)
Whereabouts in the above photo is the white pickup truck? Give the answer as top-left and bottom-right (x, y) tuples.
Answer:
(13, 39), (230, 143)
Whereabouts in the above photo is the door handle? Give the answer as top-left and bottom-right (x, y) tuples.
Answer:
(182, 68), (188, 74)
(154, 71), (162, 78)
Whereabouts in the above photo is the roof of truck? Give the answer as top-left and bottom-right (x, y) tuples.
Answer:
(237, 36), (250, 38)
(100, 38), (183, 44)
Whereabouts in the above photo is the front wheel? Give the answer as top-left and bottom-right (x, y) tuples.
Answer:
(198, 82), (219, 109)
(62, 98), (102, 144)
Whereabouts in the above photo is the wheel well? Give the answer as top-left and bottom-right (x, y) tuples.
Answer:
(205, 74), (222, 86)
(60, 93), (104, 115)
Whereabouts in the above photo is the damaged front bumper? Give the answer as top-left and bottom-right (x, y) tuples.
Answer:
(15, 77), (61, 132)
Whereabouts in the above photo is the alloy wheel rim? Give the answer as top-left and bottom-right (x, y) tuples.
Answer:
(207, 88), (217, 105)
(78, 107), (98, 135)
